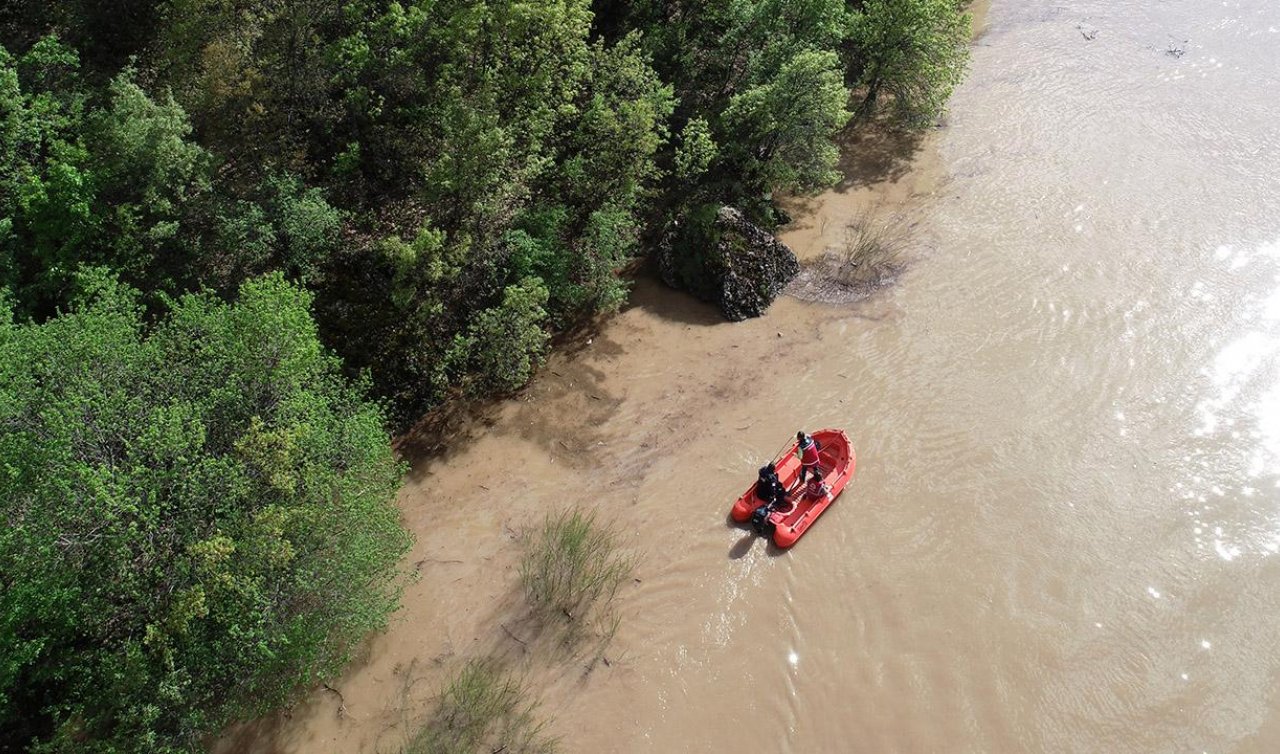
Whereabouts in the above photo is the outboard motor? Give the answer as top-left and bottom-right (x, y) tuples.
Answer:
(750, 505), (775, 537)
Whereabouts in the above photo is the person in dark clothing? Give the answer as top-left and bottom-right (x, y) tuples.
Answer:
(756, 462), (782, 502)
(772, 483), (792, 513)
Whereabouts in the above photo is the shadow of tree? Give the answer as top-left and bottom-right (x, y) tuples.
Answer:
(622, 273), (726, 328)
(783, 121), (931, 224)
(394, 392), (504, 482)
(832, 122), (929, 193)
(208, 634), (389, 754)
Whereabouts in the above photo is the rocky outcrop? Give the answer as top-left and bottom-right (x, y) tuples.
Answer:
(658, 206), (800, 321)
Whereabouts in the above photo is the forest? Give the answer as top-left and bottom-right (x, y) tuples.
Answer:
(0, 1), (969, 751)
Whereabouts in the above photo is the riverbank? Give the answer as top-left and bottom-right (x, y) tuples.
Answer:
(215, 109), (950, 754)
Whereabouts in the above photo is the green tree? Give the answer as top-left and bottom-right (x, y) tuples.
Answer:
(310, 2), (670, 412)
(0, 273), (411, 753)
(88, 69), (212, 291)
(454, 276), (551, 394)
(0, 37), (95, 312)
(591, 0), (852, 204)
(673, 117), (717, 182)
(722, 49), (851, 191)
(200, 173), (345, 291)
(512, 35), (673, 321)
(6, 0), (971, 415)
(0, 40), (215, 314)
(847, 0), (971, 126)
(259, 173), (344, 284)
(0, 0), (164, 73)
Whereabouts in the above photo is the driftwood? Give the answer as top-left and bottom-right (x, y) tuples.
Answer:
(500, 623), (528, 647)
(322, 683), (348, 719)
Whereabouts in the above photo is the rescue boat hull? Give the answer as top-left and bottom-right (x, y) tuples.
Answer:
(730, 429), (855, 548)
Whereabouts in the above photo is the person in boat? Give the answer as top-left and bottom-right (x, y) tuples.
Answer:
(756, 462), (782, 502)
(796, 430), (821, 484)
(772, 483), (793, 512)
(804, 468), (831, 502)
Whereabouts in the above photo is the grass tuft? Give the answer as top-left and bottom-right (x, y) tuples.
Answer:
(519, 508), (635, 645)
(786, 211), (910, 305)
(404, 658), (556, 754)
(833, 214), (908, 288)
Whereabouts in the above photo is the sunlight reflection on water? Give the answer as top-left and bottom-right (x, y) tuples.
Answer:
(1191, 238), (1280, 561)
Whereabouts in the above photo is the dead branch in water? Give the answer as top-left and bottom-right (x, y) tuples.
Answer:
(322, 683), (349, 719)
(500, 623), (529, 647)
(787, 210), (910, 305)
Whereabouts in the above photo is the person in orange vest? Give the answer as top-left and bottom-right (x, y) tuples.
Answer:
(796, 430), (821, 484)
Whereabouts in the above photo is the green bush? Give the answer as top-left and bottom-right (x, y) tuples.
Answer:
(722, 48), (851, 191)
(658, 202), (724, 301)
(0, 272), (412, 753)
(260, 173), (345, 285)
(0, 36), (345, 316)
(0, 37), (98, 313)
(456, 277), (551, 395)
(673, 117), (717, 181)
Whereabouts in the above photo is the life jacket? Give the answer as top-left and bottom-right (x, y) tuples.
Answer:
(799, 437), (819, 466)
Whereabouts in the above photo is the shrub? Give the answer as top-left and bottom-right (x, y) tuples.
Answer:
(261, 172), (345, 285)
(457, 277), (551, 396)
(835, 214), (908, 287)
(0, 272), (412, 753)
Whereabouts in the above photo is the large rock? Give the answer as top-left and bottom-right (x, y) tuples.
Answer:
(658, 206), (800, 321)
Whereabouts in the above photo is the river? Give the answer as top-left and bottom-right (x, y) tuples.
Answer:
(219, 0), (1280, 751)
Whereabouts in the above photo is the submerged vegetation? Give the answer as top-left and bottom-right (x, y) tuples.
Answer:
(405, 659), (556, 754)
(401, 509), (631, 754)
(520, 508), (636, 646)
(835, 213), (910, 288)
(0, 0), (970, 750)
(787, 212), (911, 305)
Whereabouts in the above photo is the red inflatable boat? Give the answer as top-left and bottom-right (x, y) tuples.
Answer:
(730, 429), (855, 548)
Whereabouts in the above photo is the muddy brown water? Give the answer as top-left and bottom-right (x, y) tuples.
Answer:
(218, 0), (1280, 751)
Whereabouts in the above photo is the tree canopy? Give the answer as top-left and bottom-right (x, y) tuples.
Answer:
(847, 0), (972, 125)
(2, 0), (970, 418)
(0, 274), (411, 752)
